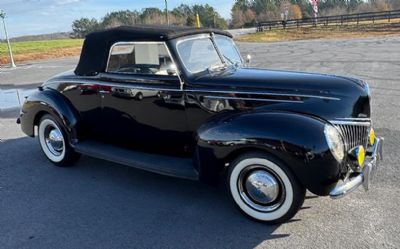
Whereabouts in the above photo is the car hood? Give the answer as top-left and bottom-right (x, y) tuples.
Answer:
(190, 67), (368, 99)
(188, 67), (371, 120)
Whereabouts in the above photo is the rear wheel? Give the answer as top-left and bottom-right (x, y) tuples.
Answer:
(38, 114), (80, 166)
(227, 152), (305, 224)
(136, 92), (144, 100)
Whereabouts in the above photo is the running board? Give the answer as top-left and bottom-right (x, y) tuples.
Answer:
(73, 140), (199, 180)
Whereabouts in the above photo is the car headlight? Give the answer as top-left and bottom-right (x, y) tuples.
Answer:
(324, 124), (345, 162)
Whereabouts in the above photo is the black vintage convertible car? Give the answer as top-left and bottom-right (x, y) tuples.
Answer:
(18, 26), (383, 223)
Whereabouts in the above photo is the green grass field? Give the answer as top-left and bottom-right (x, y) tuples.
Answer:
(0, 39), (83, 57)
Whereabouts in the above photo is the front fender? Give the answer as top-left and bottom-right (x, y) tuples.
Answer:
(19, 89), (80, 143)
(195, 111), (341, 196)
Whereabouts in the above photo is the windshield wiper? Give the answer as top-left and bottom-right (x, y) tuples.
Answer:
(223, 55), (242, 68)
(223, 55), (234, 65)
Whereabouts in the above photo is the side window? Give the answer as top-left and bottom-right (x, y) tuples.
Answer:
(106, 42), (176, 76)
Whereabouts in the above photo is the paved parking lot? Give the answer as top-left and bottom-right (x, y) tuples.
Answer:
(1, 36), (400, 248)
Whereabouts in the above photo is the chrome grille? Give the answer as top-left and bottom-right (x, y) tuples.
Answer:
(331, 122), (370, 150)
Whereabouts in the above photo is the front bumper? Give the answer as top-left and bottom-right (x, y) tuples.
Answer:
(329, 137), (384, 199)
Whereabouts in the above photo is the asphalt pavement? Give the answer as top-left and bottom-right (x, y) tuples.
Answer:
(1, 36), (400, 248)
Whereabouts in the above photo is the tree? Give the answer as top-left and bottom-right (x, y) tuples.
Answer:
(231, 0), (398, 26)
(290, 0), (313, 17)
(233, 0), (252, 11)
(231, 5), (246, 28)
(348, 0), (363, 11)
(71, 18), (99, 38)
(102, 10), (140, 28)
(172, 4), (193, 18)
(252, 0), (276, 15)
(373, 0), (391, 11)
(243, 9), (257, 26)
(289, 4), (303, 19)
(389, 0), (400, 9)
(192, 4), (228, 28)
(140, 8), (165, 24)
(171, 4), (195, 26)
(71, 4), (229, 34)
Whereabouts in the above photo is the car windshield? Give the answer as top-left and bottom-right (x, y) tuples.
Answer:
(214, 35), (242, 65)
(176, 34), (242, 74)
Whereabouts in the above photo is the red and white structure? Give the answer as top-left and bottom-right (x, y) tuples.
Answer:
(310, 0), (318, 25)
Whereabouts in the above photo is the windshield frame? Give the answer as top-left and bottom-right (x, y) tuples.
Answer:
(174, 33), (242, 76)
(214, 34), (243, 66)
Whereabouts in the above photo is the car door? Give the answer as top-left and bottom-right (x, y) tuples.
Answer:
(98, 42), (189, 156)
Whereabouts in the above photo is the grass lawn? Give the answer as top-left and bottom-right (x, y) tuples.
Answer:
(0, 39), (83, 64)
(237, 21), (400, 43)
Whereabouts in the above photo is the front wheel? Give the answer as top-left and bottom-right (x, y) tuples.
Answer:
(135, 92), (144, 100)
(227, 152), (305, 224)
(38, 114), (80, 166)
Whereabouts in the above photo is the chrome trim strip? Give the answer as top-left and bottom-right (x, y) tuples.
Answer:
(335, 117), (371, 121)
(204, 95), (303, 103)
(49, 78), (340, 101)
(330, 120), (371, 126)
(187, 89), (340, 101)
(49, 79), (182, 92)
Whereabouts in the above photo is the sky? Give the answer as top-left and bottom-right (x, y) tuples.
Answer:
(0, 0), (235, 38)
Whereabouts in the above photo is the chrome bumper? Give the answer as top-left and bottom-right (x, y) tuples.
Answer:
(329, 137), (384, 199)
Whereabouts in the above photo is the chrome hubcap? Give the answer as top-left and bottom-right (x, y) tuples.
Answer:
(238, 166), (285, 212)
(245, 170), (279, 204)
(45, 126), (64, 156)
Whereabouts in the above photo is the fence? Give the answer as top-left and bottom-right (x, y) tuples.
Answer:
(257, 9), (400, 31)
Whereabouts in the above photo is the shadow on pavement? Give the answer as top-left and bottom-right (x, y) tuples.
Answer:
(0, 137), (291, 249)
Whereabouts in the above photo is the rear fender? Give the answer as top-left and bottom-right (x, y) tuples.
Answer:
(195, 111), (341, 196)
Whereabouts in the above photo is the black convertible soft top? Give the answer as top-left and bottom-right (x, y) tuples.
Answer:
(74, 25), (232, 76)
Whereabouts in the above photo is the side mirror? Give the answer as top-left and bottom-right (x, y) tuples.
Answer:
(167, 67), (177, 76)
(245, 54), (252, 67)
(166, 64), (177, 76)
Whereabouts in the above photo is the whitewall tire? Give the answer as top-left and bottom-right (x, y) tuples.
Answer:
(38, 114), (80, 166)
(227, 152), (305, 224)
